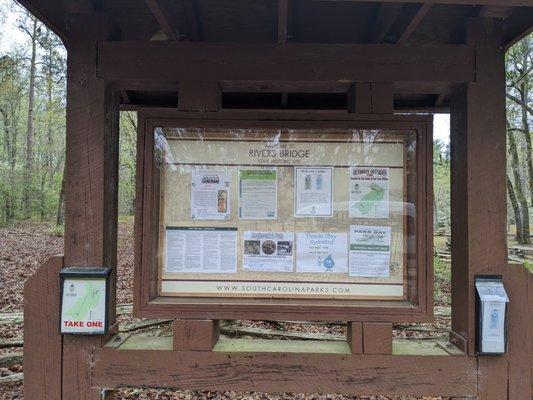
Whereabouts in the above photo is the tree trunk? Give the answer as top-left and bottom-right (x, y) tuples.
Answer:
(508, 129), (531, 244)
(507, 174), (524, 243)
(519, 83), (533, 208)
(23, 17), (38, 219)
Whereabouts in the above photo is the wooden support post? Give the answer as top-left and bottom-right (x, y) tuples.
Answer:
(449, 17), (507, 356)
(362, 322), (393, 354)
(23, 256), (63, 400)
(173, 320), (219, 351)
(348, 82), (393, 114)
(62, 13), (120, 400)
(178, 81), (220, 111)
(347, 322), (363, 354)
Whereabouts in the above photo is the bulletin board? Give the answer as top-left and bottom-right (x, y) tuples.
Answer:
(134, 115), (432, 322)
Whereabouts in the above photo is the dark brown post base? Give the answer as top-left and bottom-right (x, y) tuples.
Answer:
(348, 322), (393, 355)
(173, 320), (219, 351)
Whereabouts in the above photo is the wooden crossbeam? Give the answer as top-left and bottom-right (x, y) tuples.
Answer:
(97, 42), (475, 83)
(92, 348), (478, 397)
(365, 4), (402, 43)
(146, 0), (178, 41)
(314, 0), (532, 6)
(397, 4), (432, 43)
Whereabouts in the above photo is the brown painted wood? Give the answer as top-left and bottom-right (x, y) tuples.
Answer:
(23, 256), (63, 400)
(363, 322), (393, 354)
(63, 14), (120, 400)
(355, 83), (372, 114)
(278, 0), (288, 43)
(178, 81), (220, 112)
(316, 0), (533, 5)
(450, 17), (507, 355)
(504, 264), (532, 399)
(173, 320), (219, 351)
(397, 4), (432, 44)
(478, 357), (509, 399)
(146, 0), (178, 41)
(92, 348), (478, 397)
(371, 82), (394, 114)
(347, 322), (363, 354)
(97, 42), (476, 83)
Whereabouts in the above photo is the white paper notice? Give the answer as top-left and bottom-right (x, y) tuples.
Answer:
(243, 231), (294, 272)
(349, 167), (389, 219)
(349, 225), (391, 278)
(165, 227), (237, 273)
(296, 232), (348, 273)
(238, 169), (278, 219)
(191, 170), (231, 220)
(294, 167), (333, 217)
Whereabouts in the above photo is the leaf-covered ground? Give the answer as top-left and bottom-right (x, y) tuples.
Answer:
(0, 219), (448, 400)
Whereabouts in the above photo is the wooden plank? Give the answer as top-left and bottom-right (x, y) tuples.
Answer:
(92, 348), (478, 397)
(23, 256), (63, 400)
(178, 81), (220, 111)
(214, 338), (351, 354)
(478, 357), (509, 399)
(347, 322), (363, 354)
(97, 42), (476, 83)
(173, 320), (219, 351)
(397, 4), (432, 44)
(278, 0), (289, 43)
(63, 14), (120, 400)
(450, 17), (507, 355)
(371, 82), (394, 113)
(505, 264), (532, 400)
(146, 0), (178, 41)
(363, 322), (393, 354)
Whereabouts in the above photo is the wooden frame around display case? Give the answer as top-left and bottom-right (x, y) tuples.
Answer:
(133, 111), (433, 322)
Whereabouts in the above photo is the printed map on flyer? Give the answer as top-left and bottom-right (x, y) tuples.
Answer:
(349, 167), (389, 219)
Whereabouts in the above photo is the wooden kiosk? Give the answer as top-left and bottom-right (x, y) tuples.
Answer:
(20, 0), (533, 399)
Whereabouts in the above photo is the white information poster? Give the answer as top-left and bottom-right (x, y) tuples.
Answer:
(296, 232), (348, 273)
(238, 169), (278, 219)
(349, 225), (392, 278)
(191, 170), (231, 220)
(165, 227), (237, 273)
(294, 167), (333, 217)
(349, 167), (389, 219)
(61, 278), (107, 334)
(243, 231), (294, 272)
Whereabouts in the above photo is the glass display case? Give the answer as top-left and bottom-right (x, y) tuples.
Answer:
(135, 117), (432, 322)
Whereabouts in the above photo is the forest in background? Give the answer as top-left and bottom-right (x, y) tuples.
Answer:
(0, 1), (532, 246)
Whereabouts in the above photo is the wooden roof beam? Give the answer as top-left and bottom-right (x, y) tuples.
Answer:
(365, 4), (402, 43)
(146, 0), (179, 41)
(278, 0), (289, 43)
(397, 4), (432, 43)
(183, 0), (202, 41)
(16, 0), (67, 43)
(97, 42), (476, 83)
(314, 0), (533, 6)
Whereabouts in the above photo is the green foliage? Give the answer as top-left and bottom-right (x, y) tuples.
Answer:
(433, 139), (450, 231)
(433, 257), (451, 307)
(49, 223), (64, 237)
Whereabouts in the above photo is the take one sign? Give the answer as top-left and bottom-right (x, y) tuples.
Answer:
(60, 268), (110, 334)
